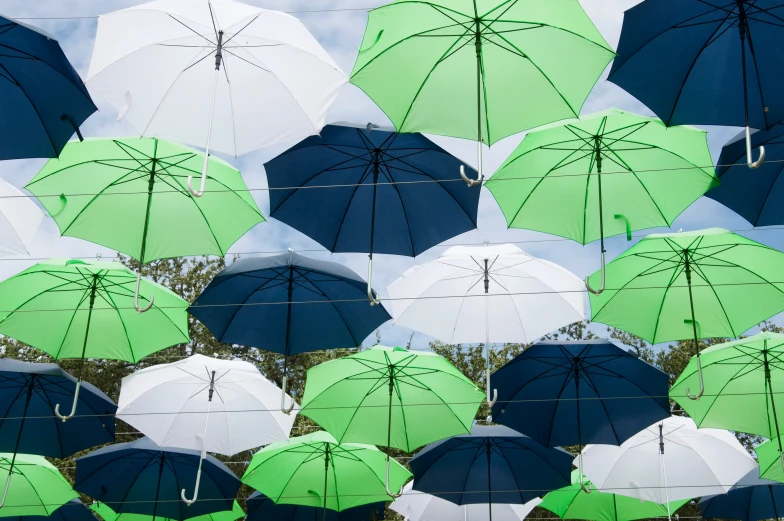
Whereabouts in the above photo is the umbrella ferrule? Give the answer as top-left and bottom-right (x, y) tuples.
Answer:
(215, 31), (224, 71)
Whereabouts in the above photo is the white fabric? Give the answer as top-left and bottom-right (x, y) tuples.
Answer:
(390, 483), (541, 521)
(86, 0), (346, 156)
(0, 178), (43, 256)
(117, 354), (298, 455)
(386, 244), (585, 343)
(579, 416), (756, 503)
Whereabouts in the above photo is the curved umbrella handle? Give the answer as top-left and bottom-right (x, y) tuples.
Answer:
(746, 126), (766, 169)
(486, 368), (497, 408)
(280, 375), (295, 415)
(367, 258), (381, 306)
(54, 380), (81, 422)
(134, 272), (154, 314)
(0, 467), (12, 508)
(181, 445), (206, 506)
(684, 319), (704, 401)
(187, 170), (207, 198)
(385, 457), (404, 498)
(460, 165), (481, 187)
(585, 250), (606, 295)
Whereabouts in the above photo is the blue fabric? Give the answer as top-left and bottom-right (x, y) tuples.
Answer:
(246, 492), (386, 521)
(0, 18), (96, 159)
(490, 340), (670, 447)
(0, 358), (115, 458)
(189, 253), (390, 354)
(706, 125), (784, 225)
(409, 426), (572, 504)
(2, 500), (95, 521)
(609, 1), (784, 128)
(265, 123), (480, 256)
(700, 472), (784, 521)
(75, 437), (240, 520)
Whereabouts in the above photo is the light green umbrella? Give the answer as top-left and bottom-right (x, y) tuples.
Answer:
(90, 500), (245, 521)
(242, 431), (411, 518)
(299, 345), (483, 494)
(756, 437), (784, 483)
(0, 259), (189, 420)
(589, 228), (784, 401)
(350, 0), (614, 182)
(539, 470), (689, 521)
(0, 453), (76, 516)
(485, 109), (717, 293)
(26, 138), (264, 312)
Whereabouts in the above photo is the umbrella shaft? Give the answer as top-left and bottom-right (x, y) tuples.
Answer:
(139, 143), (158, 265)
(486, 444), (492, 521)
(736, 1), (751, 127)
(594, 137), (605, 253)
(323, 445), (330, 521)
(369, 166), (379, 258)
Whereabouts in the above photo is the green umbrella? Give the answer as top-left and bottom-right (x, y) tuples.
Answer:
(756, 437), (784, 483)
(0, 453), (76, 516)
(299, 345), (483, 495)
(589, 228), (784, 401)
(26, 138), (264, 312)
(485, 109), (717, 294)
(90, 500), (245, 521)
(242, 431), (411, 519)
(0, 259), (189, 420)
(539, 470), (689, 521)
(350, 0), (613, 182)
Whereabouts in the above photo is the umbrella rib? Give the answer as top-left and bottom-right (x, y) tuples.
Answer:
(329, 160), (376, 253)
(743, 20), (771, 128)
(0, 61), (59, 156)
(166, 13), (216, 47)
(377, 157), (417, 255)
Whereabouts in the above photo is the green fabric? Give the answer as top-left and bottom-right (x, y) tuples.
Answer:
(539, 471), (688, 521)
(589, 228), (784, 343)
(485, 109), (717, 244)
(90, 500), (245, 521)
(756, 437), (784, 483)
(299, 345), (483, 451)
(0, 259), (189, 361)
(26, 138), (264, 264)
(350, 0), (613, 145)
(242, 431), (411, 510)
(670, 332), (784, 439)
(0, 454), (77, 518)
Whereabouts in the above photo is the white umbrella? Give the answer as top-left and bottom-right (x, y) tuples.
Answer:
(391, 482), (541, 521)
(580, 416), (756, 517)
(0, 177), (43, 255)
(86, 0), (346, 196)
(386, 244), (585, 405)
(117, 354), (298, 505)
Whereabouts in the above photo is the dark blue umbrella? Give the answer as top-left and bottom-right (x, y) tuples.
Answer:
(265, 122), (480, 304)
(74, 437), (240, 520)
(0, 17), (96, 159)
(699, 469), (784, 521)
(2, 500), (97, 521)
(609, 0), (784, 168)
(246, 492), (385, 521)
(706, 125), (784, 225)
(409, 425), (572, 521)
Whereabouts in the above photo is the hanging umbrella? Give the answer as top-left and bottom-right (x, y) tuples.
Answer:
(0, 259), (188, 420)
(0, 178), (44, 256)
(86, 0), (345, 196)
(246, 491), (386, 521)
(75, 437), (240, 520)
(485, 109), (717, 293)
(699, 468), (784, 521)
(3, 500), (97, 521)
(350, 0), (613, 183)
(0, 454), (76, 515)
(0, 16), (95, 159)
(299, 345), (483, 495)
(241, 431), (412, 518)
(116, 354), (296, 505)
(188, 252), (391, 412)
(588, 228), (784, 400)
(264, 123), (480, 304)
(756, 437), (784, 483)
(386, 244), (585, 406)
(609, 0), (784, 169)
(25, 138), (263, 311)
(91, 500), (245, 521)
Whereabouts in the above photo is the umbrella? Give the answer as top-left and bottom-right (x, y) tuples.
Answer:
(0, 178), (44, 256)
(699, 468), (784, 521)
(386, 244), (585, 406)
(756, 437), (784, 482)
(264, 123), (480, 304)
(86, 0), (345, 196)
(609, 0), (784, 168)
(246, 491), (386, 521)
(188, 252), (391, 411)
(25, 138), (263, 311)
(91, 500), (245, 521)
(0, 259), (188, 420)
(588, 228), (784, 400)
(580, 416), (756, 509)
(350, 0), (613, 182)
(116, 354), (296, 504)
(0, 16), (95, 159)
(539, 470), (689, 521)
(75, 437), (240, 520)
(241, 431), (412, 517)
(2, 500), (97, 521)
(389, 482), (541, 521)
(491, 340), (670, 491)
(409, 425), (573, 519)
(0, 454), (76, 515)
(299, 345), (483, 495)
(485, 109), (717, 293)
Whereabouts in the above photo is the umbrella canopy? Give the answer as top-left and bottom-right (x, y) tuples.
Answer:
(0, 454), (77, 517)
(754, 437), (784, 483)
(580, 416), (757, 503)
(699, 468), (784, 521)
(0, 177), (44, 256)
(410, 425), (573, 505)
(2, 500), (97, 521)
(246, 492), (386, 521)
(91, 501), (245, 521)
(0, 17), (96, 160)
(75, 437), (240, 520)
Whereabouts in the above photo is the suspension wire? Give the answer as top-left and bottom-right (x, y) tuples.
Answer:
(10, 6), (380, 19)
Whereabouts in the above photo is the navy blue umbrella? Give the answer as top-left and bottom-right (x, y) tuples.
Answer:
(246, 492), (385, 521)
(74, 437), (240, 520)
(2, 500), (97, 521)
(265, 122), (480, 304)
(609, 1), (784, 168)
(699, 469), (784, 521)
(0, 17), (96, 159)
